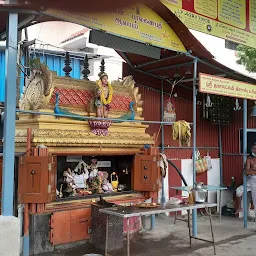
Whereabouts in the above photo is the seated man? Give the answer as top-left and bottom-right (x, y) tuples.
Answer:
(236, 183), (251, 213)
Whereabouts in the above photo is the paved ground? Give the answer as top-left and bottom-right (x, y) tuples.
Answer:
(40, 214), (256, 256)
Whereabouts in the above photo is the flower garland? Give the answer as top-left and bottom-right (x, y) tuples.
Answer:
(96, 80), (113, 105)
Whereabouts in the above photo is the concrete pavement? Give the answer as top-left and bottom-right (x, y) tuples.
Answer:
(39, 215), (256, 256)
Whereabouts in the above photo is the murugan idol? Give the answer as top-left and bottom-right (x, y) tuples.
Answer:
(95, 72), (113, 118)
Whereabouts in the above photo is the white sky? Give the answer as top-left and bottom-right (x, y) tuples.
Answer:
(190, 30), (256, 79)
(0, 24), (255, 80)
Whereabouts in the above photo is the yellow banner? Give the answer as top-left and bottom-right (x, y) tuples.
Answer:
(43, 4), (187, 53)
(162, 0), (256, 49)
(199, 73), (256, 100)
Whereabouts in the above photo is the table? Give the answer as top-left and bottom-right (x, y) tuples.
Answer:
(170, 185), (227, 223)
(100, 203), (217, 256)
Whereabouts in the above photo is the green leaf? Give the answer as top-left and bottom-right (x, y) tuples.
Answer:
(236, 45), (256, 73)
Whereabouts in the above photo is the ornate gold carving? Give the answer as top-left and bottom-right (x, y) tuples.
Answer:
(16, 68), (151, 152)
(15, 128), (153, 149)
(19, 63), (54, 110)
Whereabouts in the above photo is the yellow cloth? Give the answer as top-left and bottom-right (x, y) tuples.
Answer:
(172, 120), (191, 147)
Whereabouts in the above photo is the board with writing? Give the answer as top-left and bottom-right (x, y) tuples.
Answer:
(161, 0), (256, 49)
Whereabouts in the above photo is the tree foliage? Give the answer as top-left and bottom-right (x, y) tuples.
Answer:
(236, 45), (256, 73)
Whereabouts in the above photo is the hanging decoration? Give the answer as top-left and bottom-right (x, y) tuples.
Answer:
(234, 98), (241, 111)
(172, 120), (191, 147)
(164, 96), (176, 123)
(205, 94), (213, 108)
(202, 95), (233, 125)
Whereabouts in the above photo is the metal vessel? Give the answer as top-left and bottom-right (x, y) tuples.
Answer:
(193, 182), (207, 203)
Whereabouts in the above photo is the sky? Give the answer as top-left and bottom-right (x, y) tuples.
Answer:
(0, 22), (255, 81)
(190, 30), (256, 80)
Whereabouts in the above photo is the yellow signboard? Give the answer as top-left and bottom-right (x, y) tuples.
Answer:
(43, 4), (187, 53)
(162, 0), (256, 49)
(199, 73), (256, 100)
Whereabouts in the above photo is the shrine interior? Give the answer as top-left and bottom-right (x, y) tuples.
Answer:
(56, 155), (133, 200)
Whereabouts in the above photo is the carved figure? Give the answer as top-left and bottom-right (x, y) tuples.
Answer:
(88, 157), (98, 178)
(113, 101), (135, 123)
(63, 168), (76, 196)
(54, 92), (85, 120)
(101, 171), (113, 193)
(19, 58), (53, 110)
(95, 72), (113, 118)
(73, 160), (89, 189)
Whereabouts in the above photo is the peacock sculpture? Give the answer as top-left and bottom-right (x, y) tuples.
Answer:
(112, 101), (135, 123)
(54, 92), (85, 121)
(54, 92), (135, 122)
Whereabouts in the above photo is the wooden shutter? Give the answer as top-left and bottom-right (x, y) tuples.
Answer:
(18, 155), (50, 203)
(48, 155), (57, 202)
(132, 154), (161, 192)
(50, 208), (91, 245)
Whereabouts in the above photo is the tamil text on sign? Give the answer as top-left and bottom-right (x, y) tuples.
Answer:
(161, 0), (256, 49)
(199, 73), (256, 100)
(43, 4), (187, 53)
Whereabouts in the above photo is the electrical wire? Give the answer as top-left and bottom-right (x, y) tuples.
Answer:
(167, 159), (188, 186)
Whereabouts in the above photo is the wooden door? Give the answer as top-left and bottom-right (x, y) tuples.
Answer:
(50, 208), (91, 245)
(70, 208), (91, 242)
(18, 156), (49, 203)
(50, 211), (71, 245)
(132, 154), (161, 192)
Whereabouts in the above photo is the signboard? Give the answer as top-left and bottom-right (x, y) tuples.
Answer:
(161, 0), (256, 49)
(66, 156), (83, 162)
(43, 4), (187, 53)
(97, 161), (111, 168)
(199, 73), (256, 100)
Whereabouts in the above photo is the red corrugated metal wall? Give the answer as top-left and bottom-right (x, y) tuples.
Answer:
(141, 85), (256, 187)
(123, 63), (220, 191)
(140, 85), (219, 159)
(123, 64), (254, 189)
(222, 110), (256, 187)
(139, 85), (219, 189)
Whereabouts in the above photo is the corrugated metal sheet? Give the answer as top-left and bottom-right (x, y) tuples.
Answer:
(139, 86), (161, 144)
(222, 111), (256, 186)
(139, 85), (219, 160)
(0, 50), (82, 102)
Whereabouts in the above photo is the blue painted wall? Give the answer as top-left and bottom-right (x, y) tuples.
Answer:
(0, 50), (82, 102)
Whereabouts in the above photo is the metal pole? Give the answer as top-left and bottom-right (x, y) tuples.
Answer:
(150, 79), (165, 230)
(218, 125), (223, 185)
(243, 99), (248, 228)
(161, 79), (165, 203)
(192, 59), (198, 236)
(2, 11), (18, 216)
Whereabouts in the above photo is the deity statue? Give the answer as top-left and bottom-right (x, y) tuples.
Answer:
(63, 168), (76, 196)
(95, 72), (113, 118)
(73, 160), (89, 190)
(88, 156), (99, 178)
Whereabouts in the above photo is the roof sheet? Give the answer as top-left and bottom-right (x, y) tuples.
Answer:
(0, 0), (254, 85)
